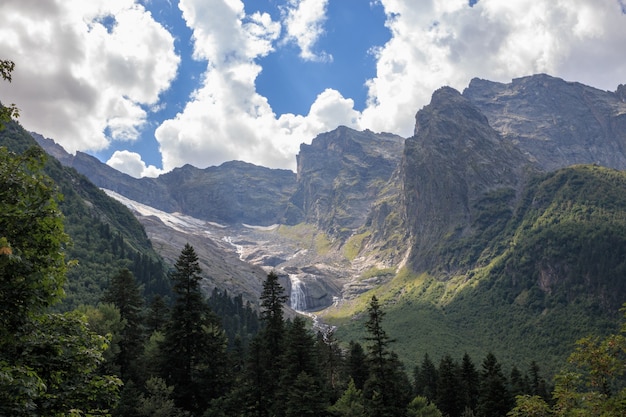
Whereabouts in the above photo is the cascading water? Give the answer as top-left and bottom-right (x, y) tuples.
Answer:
(289, 275), (307, 311)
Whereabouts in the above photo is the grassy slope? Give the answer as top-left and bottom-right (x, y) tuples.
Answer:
(325, 165), (626, 377)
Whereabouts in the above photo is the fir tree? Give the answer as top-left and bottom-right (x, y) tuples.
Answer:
(103, 268), (144, 382)
(160, 244), (230, 414)
(476, 352), (511, 417)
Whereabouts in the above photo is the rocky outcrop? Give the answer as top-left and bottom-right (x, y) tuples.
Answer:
(291, 126), (405, 236)
(463, 74), (626, 171)
(402, 86), (532, 273)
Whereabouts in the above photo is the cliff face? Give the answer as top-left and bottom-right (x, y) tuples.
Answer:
(401, 87), (532, 273)
(463, 74), (626, 171)
(158, 161), (297, 226)
(291, 126), (405, 236)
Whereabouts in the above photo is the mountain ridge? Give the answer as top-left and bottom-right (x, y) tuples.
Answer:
(31, 73), (626, 372)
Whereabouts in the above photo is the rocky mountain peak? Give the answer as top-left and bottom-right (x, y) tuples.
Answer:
(464, 73), (626, 171)
(292, 126), (405, 234)
(402, 85), (531, 273)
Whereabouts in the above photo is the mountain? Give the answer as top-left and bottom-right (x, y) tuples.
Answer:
(2, 122), (169, 310)
(289, 126), (405, 234)
(32, 73), (626, 373)
(463, 75), (626, 171)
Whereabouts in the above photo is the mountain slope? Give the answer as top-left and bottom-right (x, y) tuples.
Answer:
(329, 164), (626, 374)
(29, 74), (626, 376)
(2, 121), (168, 309)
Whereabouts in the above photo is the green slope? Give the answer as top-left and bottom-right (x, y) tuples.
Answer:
(327, 165), (626, 376)
(0, 120), (168, 309)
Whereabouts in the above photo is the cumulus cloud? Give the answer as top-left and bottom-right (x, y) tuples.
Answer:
(281, 0), (332, 62)
(0, 0), (179, 153)
(107, 150), (164, 178)
(155, 0), (354, 172)
(361, 0), (626, 136)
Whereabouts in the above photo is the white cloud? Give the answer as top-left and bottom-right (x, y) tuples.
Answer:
(361, 0), (626, 136)
(107, 149), (164, 178)
(281, 0), (332, 62)
(155, 0), (355, 172)
(0, 0), (179, 153)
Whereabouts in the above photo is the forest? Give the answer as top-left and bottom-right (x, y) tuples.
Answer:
(1, 141), (626, 417)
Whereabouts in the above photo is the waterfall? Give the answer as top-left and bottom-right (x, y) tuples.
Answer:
(289, 275), (307, 311)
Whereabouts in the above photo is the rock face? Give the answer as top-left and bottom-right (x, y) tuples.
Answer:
(401, 87), (532, 273)
(396, 75), (626, 274)
(291, 126), (405, 236)
(463, 74), (626, 171)
(157, 162), (297, 226)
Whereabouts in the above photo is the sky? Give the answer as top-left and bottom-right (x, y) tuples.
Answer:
(1, 0), (626, 178)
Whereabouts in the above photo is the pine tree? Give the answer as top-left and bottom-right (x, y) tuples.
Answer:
(160, 243), (230, 414)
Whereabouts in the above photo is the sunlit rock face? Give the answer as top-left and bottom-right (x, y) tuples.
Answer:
(291, 126), (405, 237)
(401, 86), (530, 273)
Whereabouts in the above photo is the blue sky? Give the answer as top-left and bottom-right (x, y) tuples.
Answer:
(1, 0), (626, 177)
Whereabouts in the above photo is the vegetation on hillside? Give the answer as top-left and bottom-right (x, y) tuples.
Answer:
(0, 119), (168, 309)
(328, 165), (626, 377)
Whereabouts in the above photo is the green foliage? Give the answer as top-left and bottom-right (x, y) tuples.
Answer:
(0, 119), (168, 310)
(406, 396), (444, 417)
(136, 377), (185, 417)
(208, 288), (260, 352)
(328, 378), (367, 417)
(0, 60), (20, 130)
(507, 395), (552, 417)
(1, 312), (122, 416)
(160, 244), (231, 414)
(102, 268), (145, 382)
(0, 146), (68, 332)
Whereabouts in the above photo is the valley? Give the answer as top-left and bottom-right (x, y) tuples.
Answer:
(30, 73), (626, 374)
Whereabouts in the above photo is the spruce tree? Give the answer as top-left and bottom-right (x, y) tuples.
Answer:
(415, 353), (438, 401)
(259, 271), (288, 357)
(241, 271), (288, 417)
(363, 295), (410, 417)
(476, 352), (512, 417)
(347, 341), (369, 390)
(103, 268), (144, 382)
(160, 243), (230, 414)
(459, 353), (479, 414)
(435, 354), (463, 417)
